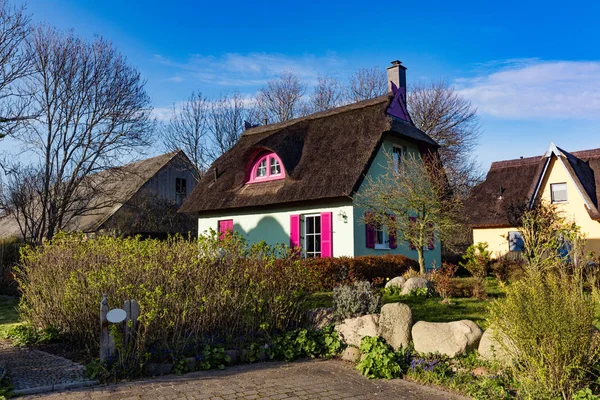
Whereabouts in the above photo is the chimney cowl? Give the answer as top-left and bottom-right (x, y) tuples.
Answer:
(387, 60), (407, 94)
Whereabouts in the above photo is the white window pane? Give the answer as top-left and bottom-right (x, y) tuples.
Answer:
(551, 183), (568, 202)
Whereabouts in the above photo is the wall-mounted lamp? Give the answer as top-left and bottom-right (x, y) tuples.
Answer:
(338, 210), (348, 223)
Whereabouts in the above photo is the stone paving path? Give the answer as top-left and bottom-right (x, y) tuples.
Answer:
(0, 340), (95, 395)
(28, 359), (469, 400)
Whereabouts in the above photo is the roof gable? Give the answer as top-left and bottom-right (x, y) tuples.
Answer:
(466, 143), (600, 227)
(180, 95), (438, 214)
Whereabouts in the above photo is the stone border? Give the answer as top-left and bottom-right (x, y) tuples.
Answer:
(13, 379), (98, 396)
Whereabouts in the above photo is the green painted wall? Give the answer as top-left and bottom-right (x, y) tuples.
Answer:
(352, 137), (442, 269)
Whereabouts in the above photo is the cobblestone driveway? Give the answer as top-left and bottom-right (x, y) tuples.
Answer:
(29, 359), (468, 400)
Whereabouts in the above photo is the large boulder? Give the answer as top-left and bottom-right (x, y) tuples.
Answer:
(401, 277), (431, 296)
(336, 314), (380, 348)
(341, 346), (362, 363)
(305, 307), (336, 330)
(378, 303), (412, 351)
(412, 320), (483, 358)
(478, 327), (515, 365)
(385, 276), (406, 289)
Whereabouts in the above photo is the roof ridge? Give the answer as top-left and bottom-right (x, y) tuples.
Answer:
(242, 95), (391, 136)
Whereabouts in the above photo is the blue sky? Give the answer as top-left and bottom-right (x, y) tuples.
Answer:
(11, 0), (600, 171)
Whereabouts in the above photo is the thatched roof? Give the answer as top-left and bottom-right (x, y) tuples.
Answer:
(179, 95), (439, 214)
(466, 144), (600, 228)
(0, 151), (188, 238)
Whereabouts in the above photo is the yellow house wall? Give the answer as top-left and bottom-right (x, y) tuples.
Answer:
(538, 157), (600, 254)
(473, 227), (517, 258)
(473, 156), (600, 258)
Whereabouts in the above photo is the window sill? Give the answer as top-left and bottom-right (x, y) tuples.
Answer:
(374, 246), (390, 250)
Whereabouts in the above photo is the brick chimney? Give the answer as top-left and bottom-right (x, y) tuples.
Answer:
(387, 60), (407, 93)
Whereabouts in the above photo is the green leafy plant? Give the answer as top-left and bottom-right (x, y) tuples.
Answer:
(267, 326), (343, 362)
(573, 388), (600, 400)
(84, 359), (110, 381)
(489, 273), (600, 398)
(6, 324), (38, 346)
(332, 281), (380, 320)
(197, 345), (230, 370)
(356, 336), (401, 379)
(460, 242), (491, 299)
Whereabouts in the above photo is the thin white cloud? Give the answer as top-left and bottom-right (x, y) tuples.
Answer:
(456, 60), (600, 120)
(154, 52), (346, 88)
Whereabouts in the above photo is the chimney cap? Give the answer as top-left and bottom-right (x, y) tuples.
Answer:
(387, 60), (406, 70)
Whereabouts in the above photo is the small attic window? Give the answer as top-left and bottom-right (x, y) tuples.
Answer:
(551, 183), (568, 203)
(248, 152), (285, 183)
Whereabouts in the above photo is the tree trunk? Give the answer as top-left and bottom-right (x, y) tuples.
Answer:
(417, 247), (425, 275)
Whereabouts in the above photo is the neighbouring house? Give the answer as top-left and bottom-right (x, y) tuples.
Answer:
(466, 143), (600, 257)
(0, 150), (199, 239)
(179, 61), (443, 268)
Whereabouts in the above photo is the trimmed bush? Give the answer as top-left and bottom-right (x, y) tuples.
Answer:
(332, 281), (380, 320)
(303, 254), (418, 291)
(16, 232), (311, 374)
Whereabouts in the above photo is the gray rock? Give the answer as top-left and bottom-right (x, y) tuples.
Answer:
(412, 320), (483, 358)
(305, 307), (336, 330)
(401, 277), (432, 295)
(478, 327), (515, 365)
(225, 349), (239, 364)
(341, 346), (362, 363)
(385, 276), (406, 289)
(144, 362), (173, 376)
(336, 314), (380, 348)
(378, 303), (412, 351)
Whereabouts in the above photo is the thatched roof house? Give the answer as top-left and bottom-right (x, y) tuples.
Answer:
(0, 151), (198, 239)
(466, 143), (600, 256)
(180, 60), (442, 267)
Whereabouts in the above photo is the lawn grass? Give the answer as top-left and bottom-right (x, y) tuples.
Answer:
(0, 296), (21, 338)
(305, 277), (504, 329)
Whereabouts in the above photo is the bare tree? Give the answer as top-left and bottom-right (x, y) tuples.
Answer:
(208, 92), (258, 160)
(310, 76), (344, 112)
(162, 91), (208, 178)
(407, 81), (482, 198)
(256, 72), (307, 123)
(0, 0), (33, 138)
(162, 91), (258, 176)
(347, 67), (387, 102)
(354, 151), (461, 274)
(4, 26), (153, 241)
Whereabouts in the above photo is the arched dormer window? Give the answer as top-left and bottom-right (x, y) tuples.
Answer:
(248, 152), (285, 183)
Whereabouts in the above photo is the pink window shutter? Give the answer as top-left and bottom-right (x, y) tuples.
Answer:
(427, 222), (435, 250)
(218, 219), (233, 240)
(409, 216), (417, 250)
(290, 214), (301, 249)
(389, 214), (397, 249)
(365, 212), (375, 248)
(320, 212), (333, 258)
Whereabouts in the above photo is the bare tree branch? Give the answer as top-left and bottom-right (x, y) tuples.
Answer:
(161, 90), (208, 178)
(408, 80), (483, 198)
(2, 26), (154, 242)
(347, 67), (387, 102)
(0, 0), (34, 138)
(310, 76), (344, 112)
(353, 151), (461, 273)
(256, 72), (307, 123)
